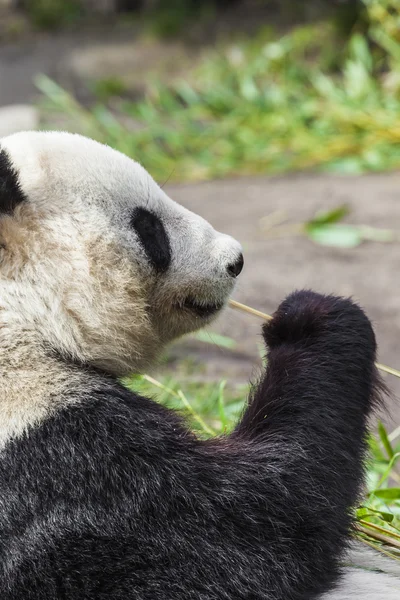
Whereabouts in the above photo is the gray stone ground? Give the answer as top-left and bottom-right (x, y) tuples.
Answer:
(0, 30), (200, 109)
(0, 31), (399, 429)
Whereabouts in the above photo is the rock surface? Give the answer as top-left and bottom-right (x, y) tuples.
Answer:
(0, 30), (199, 108)
(0, 104), (38, 137)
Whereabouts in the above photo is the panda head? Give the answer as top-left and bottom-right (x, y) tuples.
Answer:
(0, 131), (243, 376)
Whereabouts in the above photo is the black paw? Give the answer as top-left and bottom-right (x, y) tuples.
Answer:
(263, 290), (375, 352)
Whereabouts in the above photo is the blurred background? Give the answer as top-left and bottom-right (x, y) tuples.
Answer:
(1, 1), (400, 426)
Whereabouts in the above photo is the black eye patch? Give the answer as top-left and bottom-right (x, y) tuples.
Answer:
(130, 207), (172, 273)
(0, 148), (27, 215)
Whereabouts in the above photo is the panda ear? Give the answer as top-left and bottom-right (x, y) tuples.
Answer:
(0, 147), (27, 215)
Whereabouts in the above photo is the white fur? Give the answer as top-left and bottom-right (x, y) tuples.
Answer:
(323, 568), (400, 600)
(320, 544), (400, 598)
(0, 131), (242, 445)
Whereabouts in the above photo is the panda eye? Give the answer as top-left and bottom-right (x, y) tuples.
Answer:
(130, 207), (172, 273)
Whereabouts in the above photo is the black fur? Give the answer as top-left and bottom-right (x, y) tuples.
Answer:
(0, 291), (381, 599)
(0, 148), (27, 214)
(131, 207), (172, 272)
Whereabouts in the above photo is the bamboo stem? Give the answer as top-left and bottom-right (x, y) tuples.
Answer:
(228, 299), (272, 321)
(358, 520), (400, 541)
(357, 536), (400, 562)
(356, 524), (400, 550)
(143, 375), (215, 436)
(376, 363), (400, 378)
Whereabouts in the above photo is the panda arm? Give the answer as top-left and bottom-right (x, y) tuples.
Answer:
(207, 289), (380, 597)
(99, 289), (378, 599)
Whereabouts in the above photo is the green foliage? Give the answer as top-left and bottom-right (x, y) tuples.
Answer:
(192, 330), (237, 349)
(146, 0), (215, 39)
(124, 373), (246, 437)
(91, 77), (129, 102)
(305, 206), (364, 248)
(261, 204), (397, 248)
(361, 422), (400, 559)
(24, 0), (83, 29)
(36, 1), (400, 182)
(304, 209), (396, 247)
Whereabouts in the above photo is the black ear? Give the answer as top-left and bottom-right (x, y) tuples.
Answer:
(0, 148), (27, 215)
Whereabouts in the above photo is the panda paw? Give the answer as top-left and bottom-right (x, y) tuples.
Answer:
(262, 290), (375, 351)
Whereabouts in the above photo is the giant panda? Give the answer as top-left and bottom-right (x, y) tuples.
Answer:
(0, 130), (398, 600)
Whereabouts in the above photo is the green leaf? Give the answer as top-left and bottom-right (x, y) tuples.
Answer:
(217, 381), (228, 430)
(371, 25), (400, 64)
(308, 204), (350, 227)
(349, 33), (373, 72)
(192, 331), (237, 349)
(239, 76), (259, 101)
(359, 226), (395, 243)
(344, 60), (372, 99)
(379, 421), (395, 460)
(176, 82), (200, 106)
(312, 72), (340, 100)
(371, 488), (400, 501)
(306, 224), (362, 248)
(323, 158), (365, 175)
(377, 453), (400, 489)
(369, 433), (387, 462)
(377, 512), (396, 523)
(357, 507), (395, 523)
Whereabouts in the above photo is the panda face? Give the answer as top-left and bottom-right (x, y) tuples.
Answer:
(0, 131), (243, 375)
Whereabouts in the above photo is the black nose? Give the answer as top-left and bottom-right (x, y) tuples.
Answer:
(227, 253), (244, 278)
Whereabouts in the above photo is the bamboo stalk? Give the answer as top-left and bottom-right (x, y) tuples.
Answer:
(228, 299), (272, 321)
(356, 524), (400, 550)
(376, 363), (400, 378)
(358, 520), (400, 541)
(357, 536), (400, 562)
(143, 375), (215, 436)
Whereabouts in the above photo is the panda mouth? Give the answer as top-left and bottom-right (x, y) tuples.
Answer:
(181, 297), (223, 318)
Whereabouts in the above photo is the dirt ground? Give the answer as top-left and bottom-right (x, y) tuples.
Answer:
(166, 173), (400, 428)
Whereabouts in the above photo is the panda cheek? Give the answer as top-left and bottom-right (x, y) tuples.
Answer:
(130, 208), (172, 274)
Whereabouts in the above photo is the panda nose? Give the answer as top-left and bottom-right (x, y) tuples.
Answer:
(226, 253), (244, 278)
